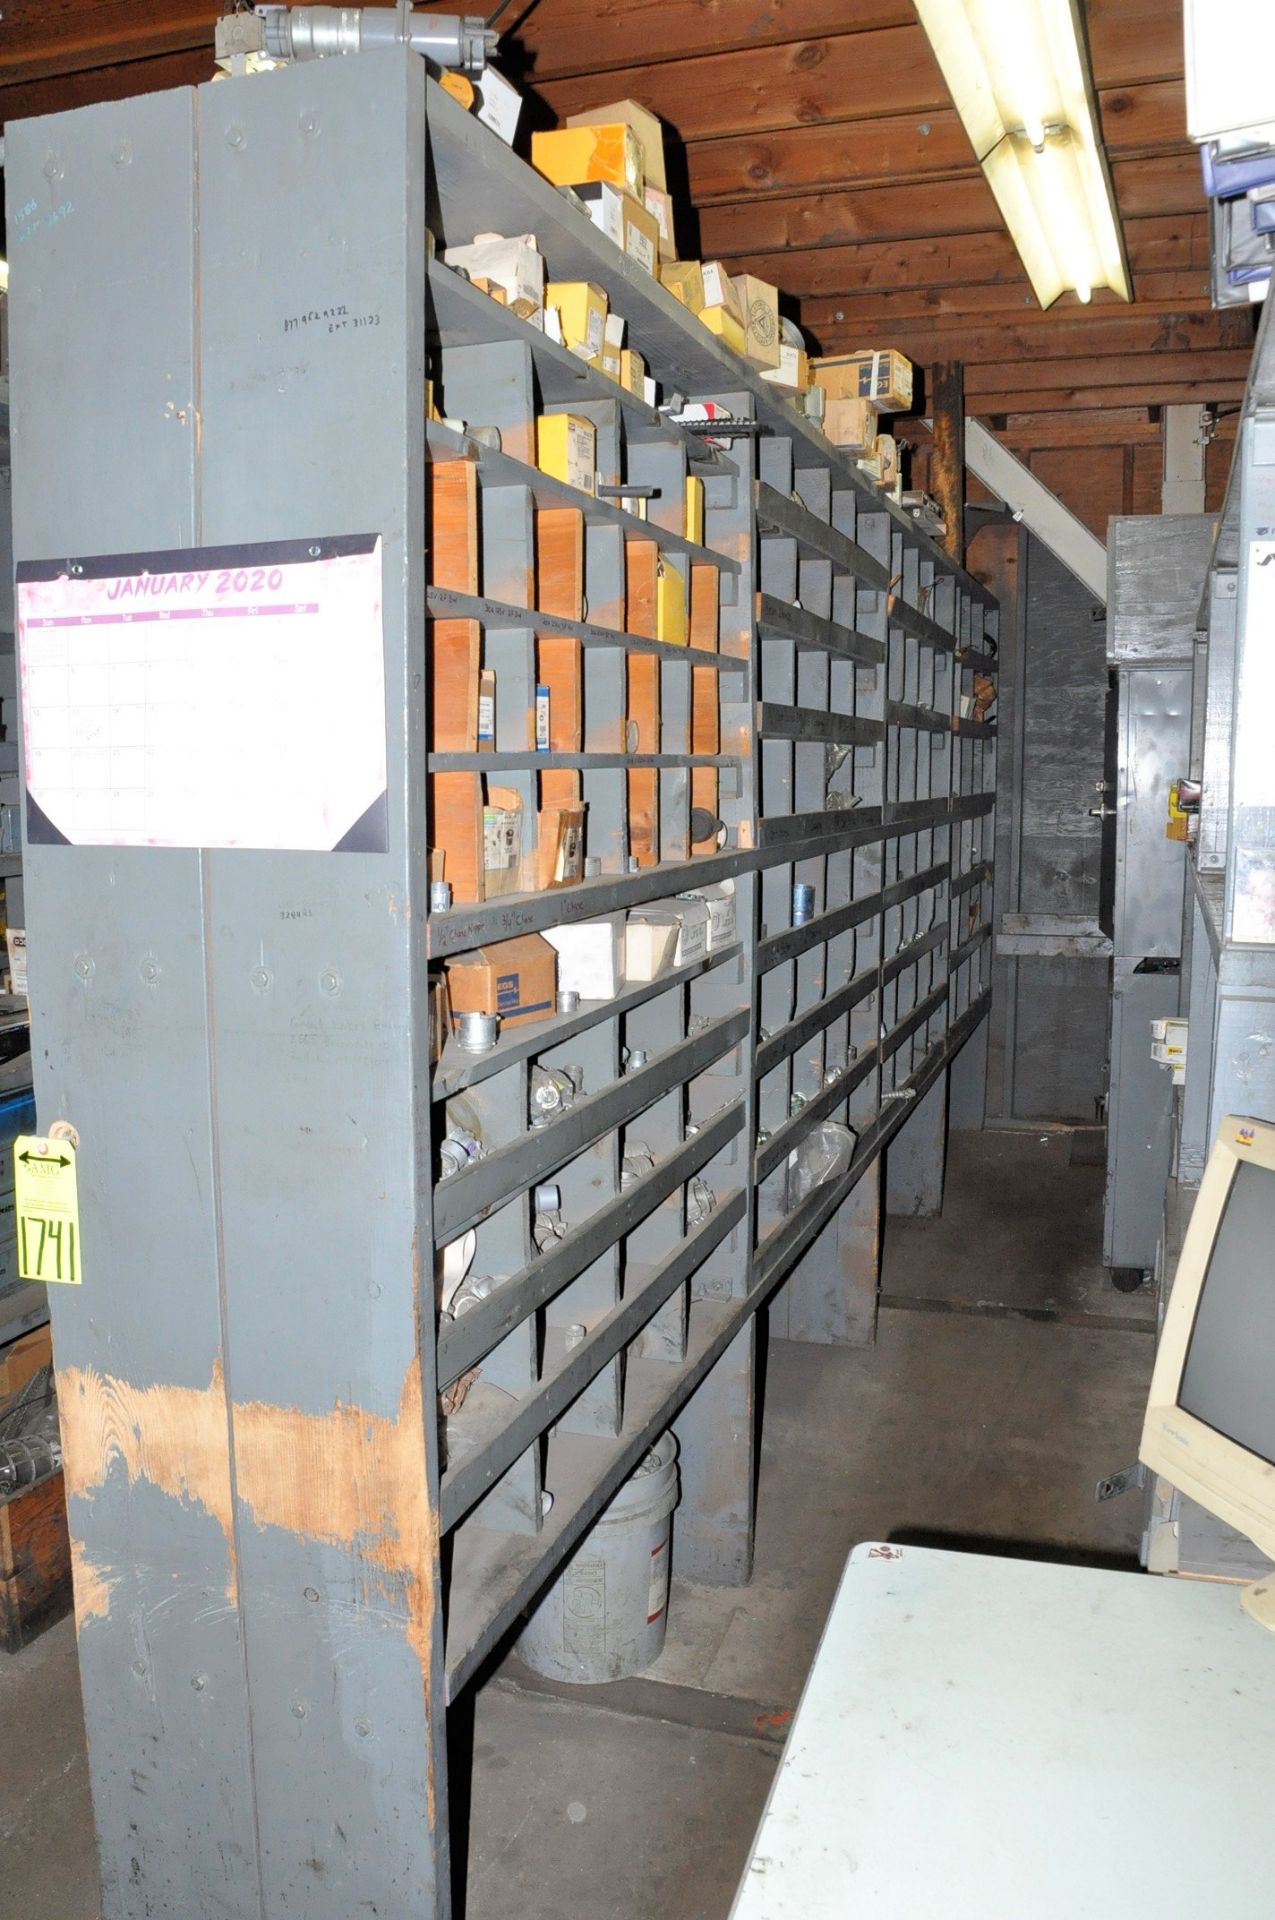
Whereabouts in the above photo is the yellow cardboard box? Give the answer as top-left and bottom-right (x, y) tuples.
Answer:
(573, 182), (661, 276)
(700, 304), (746, 356)
(532, 124), (644, 197)
(537, 414), (597, 495)
(656, 558), (687, 646)
(730, 273), (781, 371)
(546, 280), (607, 366)
(660, 259), (705, 314)
(684, 475), (704, 546)
(700, 262), (744, 323)
(643, 185), (676, 260)
(620, 348), (647, 396)
(566, 98), (667, 192)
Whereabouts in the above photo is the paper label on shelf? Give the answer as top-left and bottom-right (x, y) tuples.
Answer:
(15, 1135), (82, 1286)
(17, 537), (386, 852)
(585, 304), (605, 360)
(647, 1538), (669, 1622)
(7, 928), (27, 997)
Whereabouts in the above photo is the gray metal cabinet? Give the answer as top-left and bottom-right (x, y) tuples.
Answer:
(1103, 516), (1213, 1273)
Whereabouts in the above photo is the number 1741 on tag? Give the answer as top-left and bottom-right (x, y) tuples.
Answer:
(14, 1136), (82, 1286)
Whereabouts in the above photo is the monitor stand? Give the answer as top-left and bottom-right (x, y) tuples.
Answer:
(1240, 1576), (1275, 1631)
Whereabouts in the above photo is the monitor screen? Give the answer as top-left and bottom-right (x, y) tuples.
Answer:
(1180, 1158), (1275, 1466)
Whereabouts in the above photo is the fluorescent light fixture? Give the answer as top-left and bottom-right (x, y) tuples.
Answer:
(914, 0), (1131, 307)
(0, 259), (8, 294)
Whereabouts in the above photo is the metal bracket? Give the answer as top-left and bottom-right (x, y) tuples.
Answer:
(1095, 1461), (1147, 1503)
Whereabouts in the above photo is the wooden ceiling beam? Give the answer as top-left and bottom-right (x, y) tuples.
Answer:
(0, 47), (213, 125)
(0, 2), (218, 85)
(686, 80), (1189, 207)
(960, 348), (1253, 397)
(510, 1), (915, 85)
(518, 0), (1185, 91)
(801, 273), (1214, 327)
(695, 154), (1200, 258)
(953, 379), (1247, 414)
(729, 215), (1206, 301)
(532, 23), (1190, 146)
(811, 309), (1252, 370)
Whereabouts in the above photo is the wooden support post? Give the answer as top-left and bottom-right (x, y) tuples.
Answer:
(885, 1072), (949, 1218)
(781, 1159), (882, 1347)
(930, 359), (967, 567)
(672, 1322), (755, 1586)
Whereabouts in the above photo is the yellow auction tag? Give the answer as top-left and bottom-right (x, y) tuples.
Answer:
(14, 1135), (82, 1286)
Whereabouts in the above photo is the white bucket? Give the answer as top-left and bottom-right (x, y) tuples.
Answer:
(515, 1433), (680, 1684)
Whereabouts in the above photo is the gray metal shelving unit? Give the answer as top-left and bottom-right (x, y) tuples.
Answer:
(6, 49), (996, 1917)
(423, 74), (997, 1694)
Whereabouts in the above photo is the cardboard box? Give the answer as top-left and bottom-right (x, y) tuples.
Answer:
(627, 899), (710, 974)
(656, 557), (687, 646)
(482, 785), (523, 896)
(856, 449), (884, 483)
(600, 311), (624, 382)
(537, 413), (597, 495)
(536, 804), (586, 890)
(760, 343), (810, 395)
(572, 182), (661, 276)
(824, 394), (878, 451)
(730, 273), (781, 371)
(876, 433), (899, 488)
(533, 124), (644, 197)
(443, 231), (544, 320)
(700, 304), (746, 355)
(446, 934), (557, 1029)
(566, 98), (667, 191)
(620, 347), (647, 395)
(700, 262), (744, 322)
(660, 259), (705, 314)
(680, 881), (736, 950)
(473, 63), (522, 145)
(684, 474), (704, 547)
(477, 668), (496, 746)
(544, 914), (625, 999)
(643, 184), (676, 259)
(546, 280), (607, 366)
(812, 348), (913, 412)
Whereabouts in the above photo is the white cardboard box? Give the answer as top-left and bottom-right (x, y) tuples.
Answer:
(442, 232), (544, 320)
(544, 914), (625, 999)
(680, 882), (735, 950)
(627, 899), (709, 978)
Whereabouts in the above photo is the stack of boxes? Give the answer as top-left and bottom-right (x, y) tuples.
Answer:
(439, 88), (915, 495)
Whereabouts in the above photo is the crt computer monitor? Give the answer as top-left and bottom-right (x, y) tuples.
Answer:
(1140, 1113), (1275, 1629)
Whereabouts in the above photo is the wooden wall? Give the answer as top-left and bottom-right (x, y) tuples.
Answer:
(0, 0), (1251, 522)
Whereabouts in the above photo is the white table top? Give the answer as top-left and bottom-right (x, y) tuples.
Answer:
(731, 1542), (1275, 1918)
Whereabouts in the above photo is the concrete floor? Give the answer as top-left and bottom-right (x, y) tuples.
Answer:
(0, 1129), (1155, 1920)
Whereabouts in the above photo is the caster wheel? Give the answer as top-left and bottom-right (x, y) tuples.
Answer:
(1110, 1266), (1146, 1294)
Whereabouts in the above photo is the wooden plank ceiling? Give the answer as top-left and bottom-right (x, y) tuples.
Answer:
(0, 0), (1249, 528)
